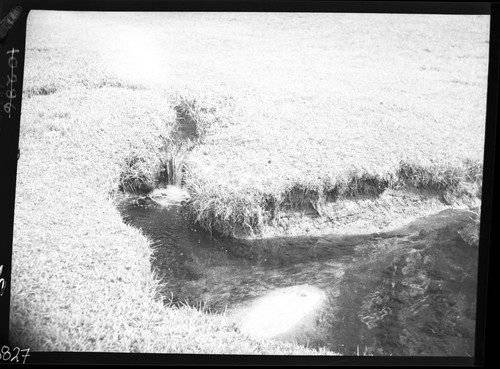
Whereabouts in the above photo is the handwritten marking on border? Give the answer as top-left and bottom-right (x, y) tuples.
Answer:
(0, 345), (30, 364)
(4, 48), (19, 117)
(0, 265), (5, 297)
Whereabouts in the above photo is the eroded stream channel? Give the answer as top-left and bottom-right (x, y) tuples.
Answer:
(116, 192), (478, 356)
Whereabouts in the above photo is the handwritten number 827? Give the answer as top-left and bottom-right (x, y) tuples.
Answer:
(0, 346), (30, 364)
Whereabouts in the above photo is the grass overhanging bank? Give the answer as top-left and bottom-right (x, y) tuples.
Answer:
(12, 11), (487, 354)
(13, 85), (339, 354)
(15, 79), (482, 352)
(183, 158), (482, 238)
(112, 89), (484, 241)
(114, 89), (483, 241)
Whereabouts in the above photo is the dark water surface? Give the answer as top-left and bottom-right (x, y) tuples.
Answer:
(117, 197), (478, 356)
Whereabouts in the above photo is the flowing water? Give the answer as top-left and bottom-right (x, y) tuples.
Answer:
(116, 194), (478, 356)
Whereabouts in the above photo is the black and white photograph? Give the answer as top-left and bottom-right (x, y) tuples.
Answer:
(6, 5), (492, 361)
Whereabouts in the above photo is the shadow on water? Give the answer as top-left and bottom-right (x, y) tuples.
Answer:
(116, 196), (478, 356)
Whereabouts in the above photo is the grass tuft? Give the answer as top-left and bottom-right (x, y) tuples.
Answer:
(24, 84), (58, 98)
(119, 153), (161, 194)
(170, 93), (238, 145)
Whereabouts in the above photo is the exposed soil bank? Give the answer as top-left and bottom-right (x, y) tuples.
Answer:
(185, 164), (481, 239)
(260, 186), (479, 238)
(207, 188), (480, 266)
(116, 189), (479, 356)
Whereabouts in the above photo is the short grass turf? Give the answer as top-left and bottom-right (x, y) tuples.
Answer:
(162, 13), (487, 236)
(11, 10), (488, 352)
(12, 84), (337, 356)
(22, 12), (488, 238)
(11, 11), (340, 354)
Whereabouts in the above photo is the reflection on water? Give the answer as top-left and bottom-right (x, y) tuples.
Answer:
(117, 196), (478, 356)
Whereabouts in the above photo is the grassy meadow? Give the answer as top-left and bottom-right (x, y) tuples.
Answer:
(11, 10), (488, 354)
(151, 12), (487, 237)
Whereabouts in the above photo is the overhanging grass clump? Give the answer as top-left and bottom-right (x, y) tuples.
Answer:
(397, 159), (482, 192)
(170, 93), (238, 145)
(118, 91), (239, 192)
(161, 93), (238, 186)
(185, 183), (266, 237)
(119, 152), (163, 194)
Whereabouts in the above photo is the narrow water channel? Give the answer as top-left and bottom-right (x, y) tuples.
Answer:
(116, 195), (478, 356)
